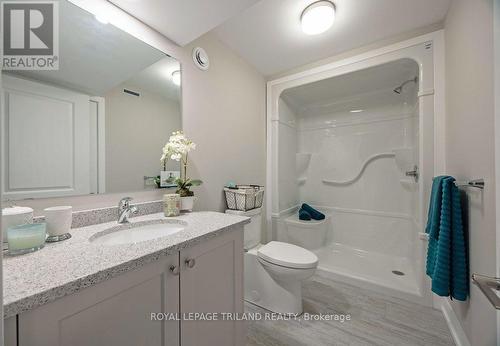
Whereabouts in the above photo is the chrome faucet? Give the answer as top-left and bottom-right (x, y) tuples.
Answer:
(118, 197), (138, 223)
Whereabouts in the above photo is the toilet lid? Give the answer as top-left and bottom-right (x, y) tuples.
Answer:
(257, 241), (318, 269)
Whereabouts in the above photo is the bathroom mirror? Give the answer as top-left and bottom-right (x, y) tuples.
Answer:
(1, 0), (182, 200)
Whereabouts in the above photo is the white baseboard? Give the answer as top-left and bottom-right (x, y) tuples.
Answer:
(440, 297), (471, 346)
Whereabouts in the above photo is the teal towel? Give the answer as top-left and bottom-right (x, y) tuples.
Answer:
(426, 176), (468, 301)
(301, 204), (325, 220)
(299, 209), (311, 221)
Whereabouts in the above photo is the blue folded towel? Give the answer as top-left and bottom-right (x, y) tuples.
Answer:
(299, 209), (311, 221)
(301, 203), (325, 220)
(425, 176), (468, 301)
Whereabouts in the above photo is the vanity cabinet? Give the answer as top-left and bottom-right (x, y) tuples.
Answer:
(17, 254), (180, 346)
(180, 229), (244, 346)
(12, 229), (244, 346)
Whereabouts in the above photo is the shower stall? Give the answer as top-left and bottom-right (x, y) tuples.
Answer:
(267, 38), (441, 305)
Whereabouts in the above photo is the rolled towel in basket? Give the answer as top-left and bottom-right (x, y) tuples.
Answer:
(299, 209), (312, 221)
(301, 204), (325, 220)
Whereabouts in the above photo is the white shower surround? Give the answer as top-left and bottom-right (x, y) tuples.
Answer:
(277, 86), (422, 300)
(266, 31), (446, 306)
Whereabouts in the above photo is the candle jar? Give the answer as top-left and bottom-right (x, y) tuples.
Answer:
(2, 206), (34, 242)
(163, 194), (180, 217)
(44, 206), (73, 242)
(7, 223), (46, 255)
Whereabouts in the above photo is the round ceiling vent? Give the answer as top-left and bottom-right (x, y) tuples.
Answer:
(192, 47), (209, 71)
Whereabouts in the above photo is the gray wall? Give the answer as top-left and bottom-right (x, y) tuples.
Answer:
(444, 0), (496, 345)
(181, 33), (266, 211)
(105, 83), (181, 193)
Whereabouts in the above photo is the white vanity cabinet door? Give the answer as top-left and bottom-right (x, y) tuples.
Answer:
(180, 227), (245, 346)
(18, 255), (180, 346)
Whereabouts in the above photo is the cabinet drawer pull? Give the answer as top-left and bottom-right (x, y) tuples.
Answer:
(169, 265), (180, 275)
(185, 258), (196, 268)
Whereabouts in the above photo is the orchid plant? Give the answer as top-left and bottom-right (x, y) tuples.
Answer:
(161, 131), (202, 197)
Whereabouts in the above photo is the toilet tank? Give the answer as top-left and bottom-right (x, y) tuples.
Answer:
(225, 207), (262, 249)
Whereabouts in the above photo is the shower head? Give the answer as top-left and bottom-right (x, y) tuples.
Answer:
(393, 77), (418, 94)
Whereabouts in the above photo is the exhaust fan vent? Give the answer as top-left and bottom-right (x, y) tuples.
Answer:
(123, 89), (140, 97)
(192, 47), (209, 71)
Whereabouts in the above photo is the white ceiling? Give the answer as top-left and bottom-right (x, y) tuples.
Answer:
(11, 0), (176, 96)
(282, 58), (418, 116)
(214, 0), (452, 76)
(125, 58), (181, 101)
(108, 0), (261, 46)
(13, 0), (165, 95)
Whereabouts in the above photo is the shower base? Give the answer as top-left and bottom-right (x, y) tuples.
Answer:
(314, 242), (422, 303)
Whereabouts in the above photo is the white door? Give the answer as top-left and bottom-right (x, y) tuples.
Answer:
(89, 96), (106, 194)
(1, 75), (90, 199)
(89, 99), (98, 194)
(180, 228), (244, 346)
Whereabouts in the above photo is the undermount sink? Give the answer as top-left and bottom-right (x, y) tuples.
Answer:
(90, 220), (187, 246)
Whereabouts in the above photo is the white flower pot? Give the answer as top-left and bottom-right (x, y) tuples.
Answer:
(180, 196), (196, 211)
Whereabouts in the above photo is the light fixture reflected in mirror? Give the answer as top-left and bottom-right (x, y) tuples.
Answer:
(171, 70), (181, 86)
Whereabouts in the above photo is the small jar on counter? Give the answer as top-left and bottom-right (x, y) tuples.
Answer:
(163, 194), (181, 217)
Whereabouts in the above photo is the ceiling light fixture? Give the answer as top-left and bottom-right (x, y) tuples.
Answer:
(350, 109), (363, 113)
(171, 70), (181, 86)
(301, 1), (336, 35)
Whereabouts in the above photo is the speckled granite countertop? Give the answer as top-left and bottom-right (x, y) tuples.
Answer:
(3, 211), (249, 318)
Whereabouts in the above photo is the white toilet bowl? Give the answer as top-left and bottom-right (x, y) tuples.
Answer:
(226, 209), (318, 315)
(257, 257), (316, 283)
(245, 241), (318, 315)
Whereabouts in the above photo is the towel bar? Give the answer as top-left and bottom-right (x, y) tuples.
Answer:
(454, 179), (484, 189)
(472, 274), (500, 309)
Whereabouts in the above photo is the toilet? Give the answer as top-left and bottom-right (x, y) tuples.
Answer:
(226, 208), (318, 315)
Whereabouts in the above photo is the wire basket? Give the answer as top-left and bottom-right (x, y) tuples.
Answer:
(224, 185), (264, 211)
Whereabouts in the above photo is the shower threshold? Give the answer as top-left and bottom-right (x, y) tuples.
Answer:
(314, 243), (422, 303)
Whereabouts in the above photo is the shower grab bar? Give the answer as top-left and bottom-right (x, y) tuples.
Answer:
(454, 179), (485, 190)
(322, 152), (395, 185)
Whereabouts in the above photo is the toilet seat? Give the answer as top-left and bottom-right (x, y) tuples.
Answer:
(257, 241), (318, 269)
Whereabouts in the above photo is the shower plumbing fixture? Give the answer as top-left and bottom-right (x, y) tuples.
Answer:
(393, 76), (418, 94)
(405, 165), (419, 182)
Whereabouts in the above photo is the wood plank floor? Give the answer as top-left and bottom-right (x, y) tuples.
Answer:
(246, 275), (455, 346)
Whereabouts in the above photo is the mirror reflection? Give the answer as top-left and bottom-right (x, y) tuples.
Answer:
(1, 0), (182, 200)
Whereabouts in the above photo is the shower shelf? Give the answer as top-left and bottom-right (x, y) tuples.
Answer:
(322, 152), (395, 185)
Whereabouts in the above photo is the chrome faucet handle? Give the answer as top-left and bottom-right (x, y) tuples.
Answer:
(117, 197), (137, 224)
(119, 197), (133, 209)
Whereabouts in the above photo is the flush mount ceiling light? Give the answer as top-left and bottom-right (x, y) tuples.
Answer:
(301, 1), (336, 35)
(171, 70), (181, 86)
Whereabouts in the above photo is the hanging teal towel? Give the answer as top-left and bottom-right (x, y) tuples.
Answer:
(425, 176), (468, 301)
